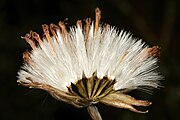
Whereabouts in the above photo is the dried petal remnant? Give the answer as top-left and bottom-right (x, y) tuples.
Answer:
(148, 46), (160, 57)
(95, 8), (101, 35)
(50, 23), (60, 43)
(22, 33), (36, 49)
(23, 50), (31, 63)
(42, 24), (53, 47)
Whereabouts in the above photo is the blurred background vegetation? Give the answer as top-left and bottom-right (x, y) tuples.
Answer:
(0, 0), (179, 120)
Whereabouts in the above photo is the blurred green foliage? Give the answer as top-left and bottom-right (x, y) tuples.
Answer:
(0, 0), (179, 120)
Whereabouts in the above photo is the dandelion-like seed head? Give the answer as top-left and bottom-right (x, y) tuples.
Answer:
(17, 8), (162, 120)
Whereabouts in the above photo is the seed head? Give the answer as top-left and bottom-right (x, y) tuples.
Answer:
(17, 8), (162, 120)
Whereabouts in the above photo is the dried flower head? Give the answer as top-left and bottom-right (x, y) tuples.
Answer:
(17, 8), (162, 120)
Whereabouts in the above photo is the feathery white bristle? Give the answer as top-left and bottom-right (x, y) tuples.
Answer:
(18, 23), (161, 92)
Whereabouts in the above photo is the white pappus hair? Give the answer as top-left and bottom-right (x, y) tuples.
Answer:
(17, 16), (161, 93)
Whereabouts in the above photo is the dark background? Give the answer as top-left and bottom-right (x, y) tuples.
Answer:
(0, 0), (179, 120)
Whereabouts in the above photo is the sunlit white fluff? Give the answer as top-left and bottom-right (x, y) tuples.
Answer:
(18, 23), (161, 92)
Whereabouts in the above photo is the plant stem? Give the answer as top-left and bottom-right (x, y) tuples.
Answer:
(87, 105), (102, 120)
